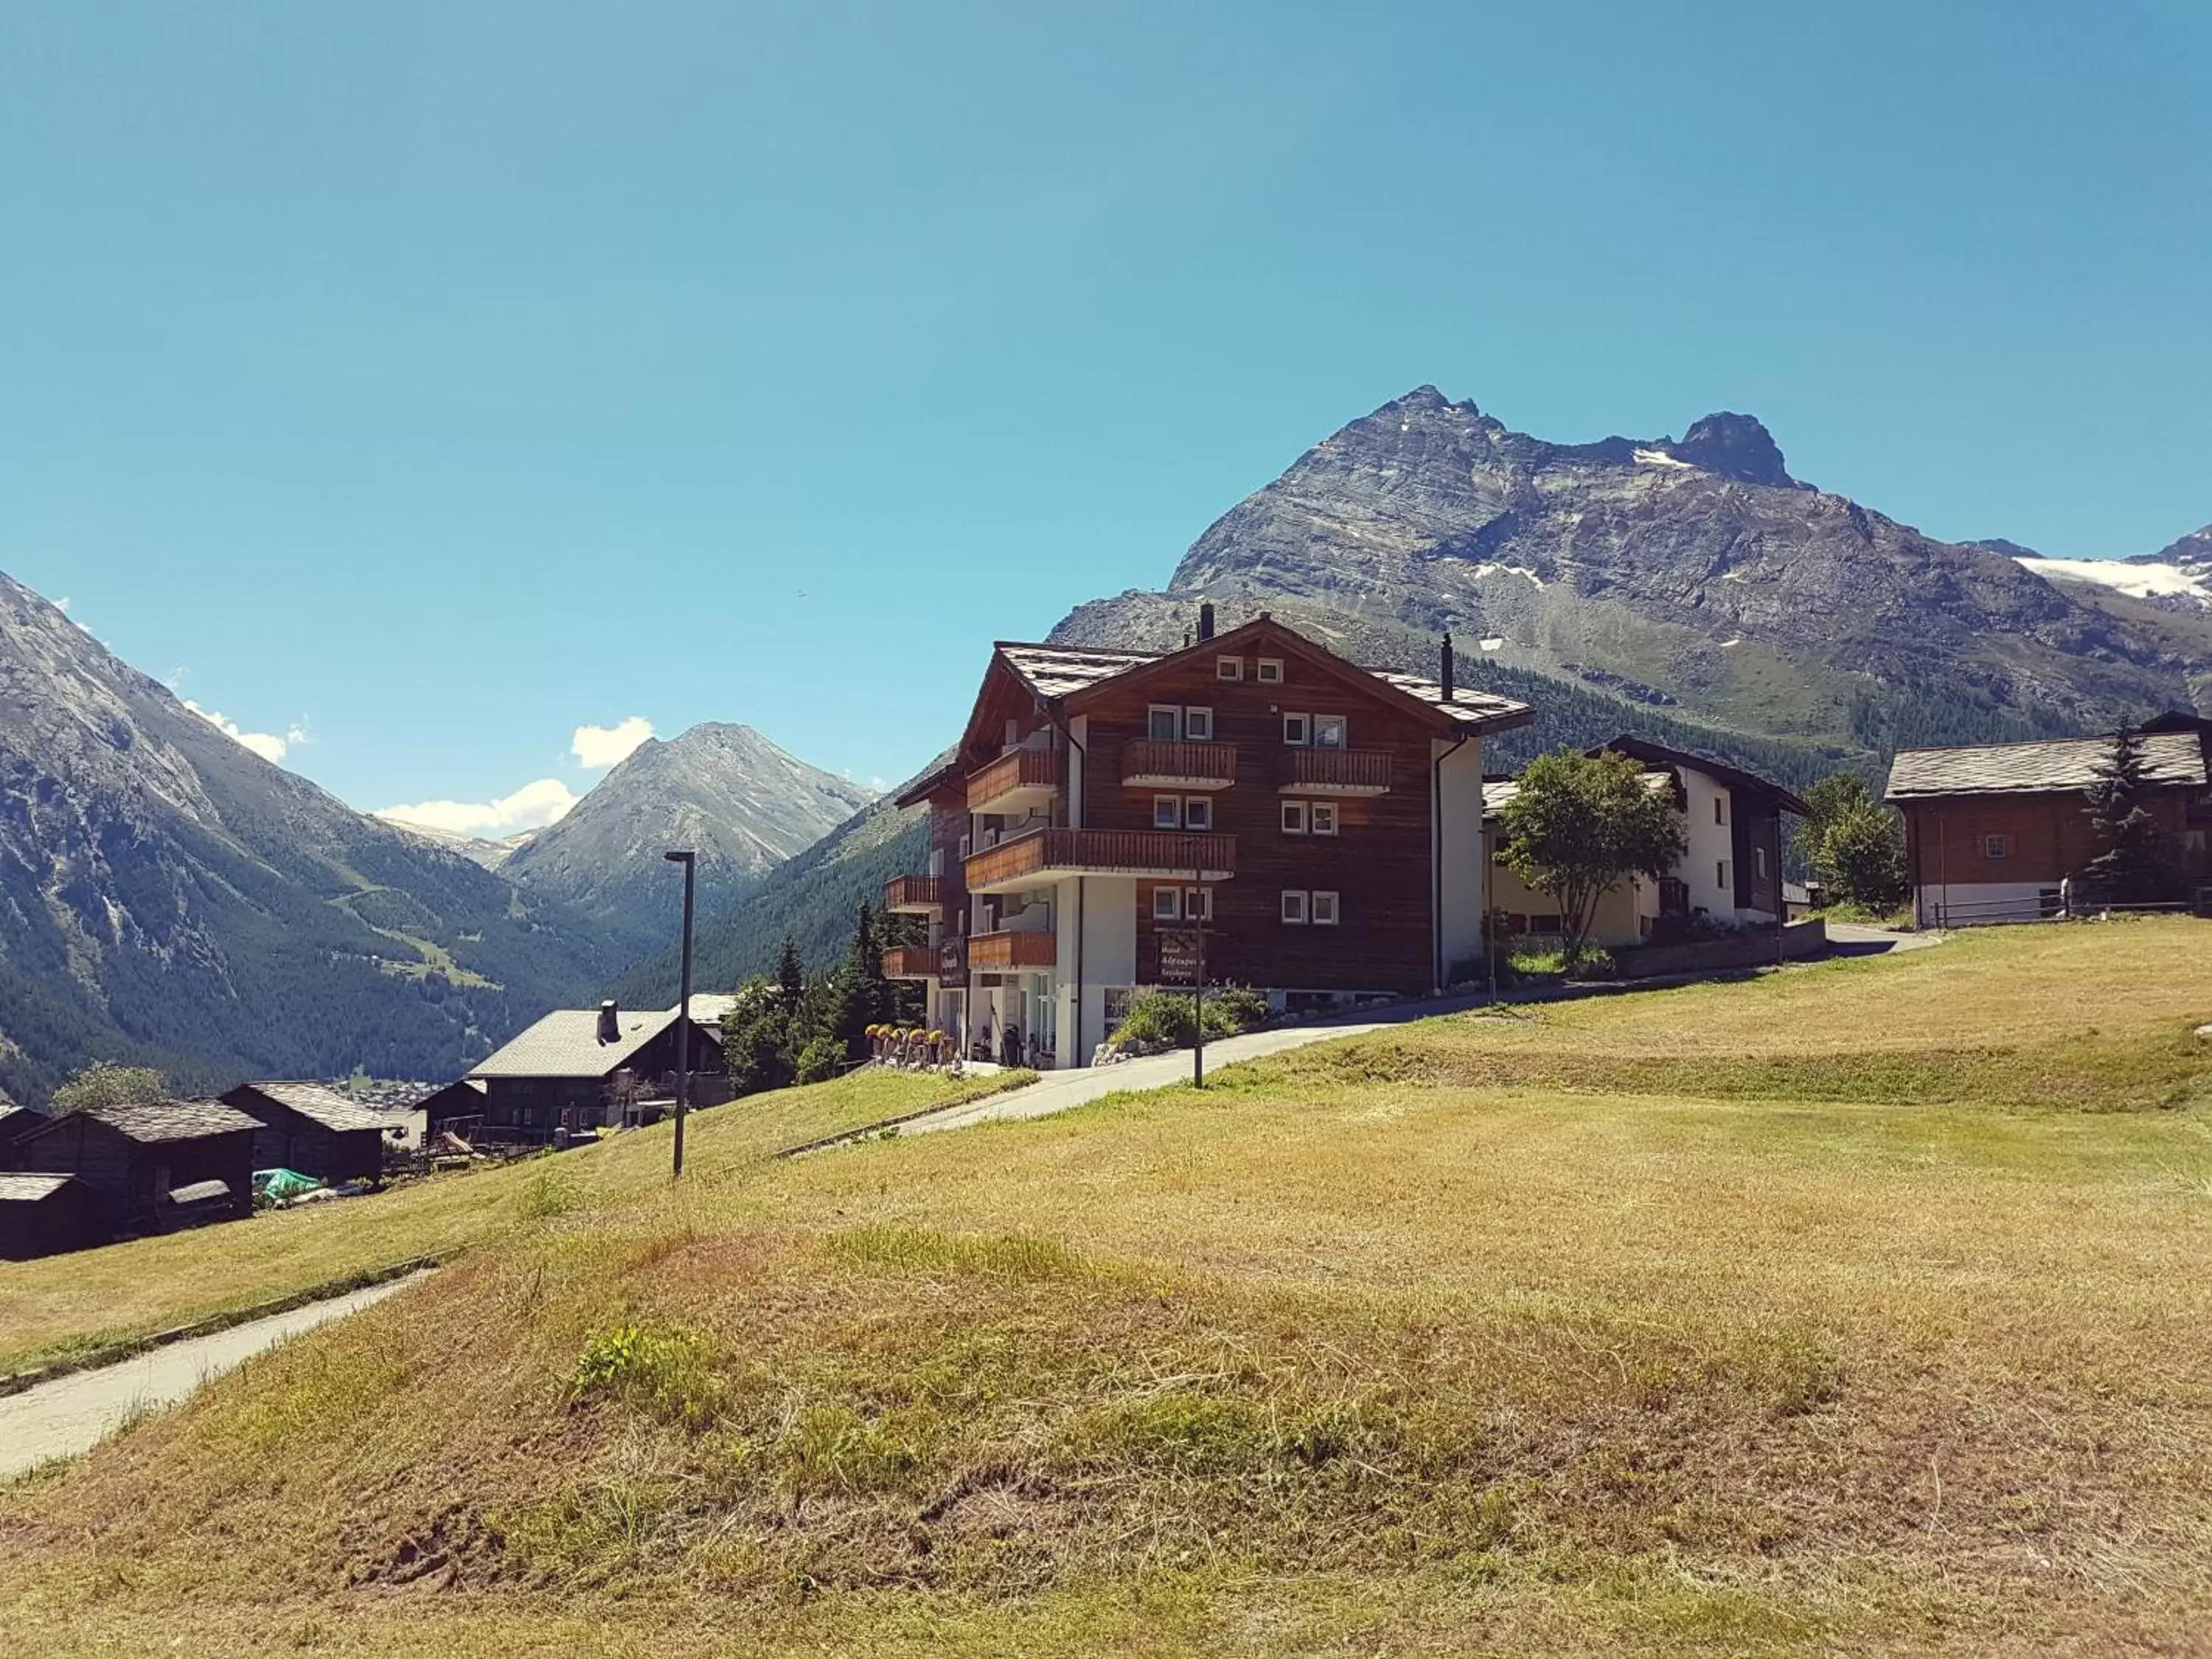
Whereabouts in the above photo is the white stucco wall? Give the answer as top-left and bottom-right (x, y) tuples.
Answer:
(1054, 874), (1135, 1067)
(1678, 771), (1736, 916)
(1913, 880), (2059, 926)
(1433, 737), (1487, 984)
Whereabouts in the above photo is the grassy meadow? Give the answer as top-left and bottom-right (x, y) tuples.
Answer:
(2, 919), (2210, 1655)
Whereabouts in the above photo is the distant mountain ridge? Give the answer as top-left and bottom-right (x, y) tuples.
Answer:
(0, 569), (619, 1105)
(1054, 387), (2212, 754)
(499, 723), (873, 948)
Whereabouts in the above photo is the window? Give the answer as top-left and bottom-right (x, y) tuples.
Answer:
(1714, 795), (1728, 826)
(1281, 800), (1308, 835)
(1283, 713), (1311, 745)
(1149, 705), (1181, 741)
(1280, 889), (1309, 925)
(1182, 706), (1214, 741)
(1310, 801), (1339, 836)
(1983, 833), (2011, 860)
(1152, 886), (1182, 921)
(1184, 887), (1211, 921)
(1312, 714), (1347, 748)
(1153, 796), (1181, 830)
(1183, 796), (1213, 831)
(1216, 656), (1243, 681)
(1717, 860), (1730, 890)
(1310, 890), (1340, 926)
(1755, 846), (1768, 879)
(958, 834), (972, 860)
(1256, 658), (1284, 684)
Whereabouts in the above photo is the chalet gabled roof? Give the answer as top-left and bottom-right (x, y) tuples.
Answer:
(0, 1172), (78, 1203)
(1885, 731), (2210, 801)
(470, 1006), (684, 1080)
(1594, 737), (1813, 816)
(0, 1103), (43, 1144)
(226, 1082), (389, 1133)
(67, 1099), (261, 1144)
(992, 617), (1534, 737)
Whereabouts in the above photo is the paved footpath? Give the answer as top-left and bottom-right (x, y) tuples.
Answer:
(882, 994), (1489, 1141)
(0, 1270), (432, 1479)
(859, 928), (1944, 1147)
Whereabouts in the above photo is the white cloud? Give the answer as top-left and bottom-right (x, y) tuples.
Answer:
(571, 716), (654, 770)
(375, 778), (579, 838)
(184, 700), (299, 765)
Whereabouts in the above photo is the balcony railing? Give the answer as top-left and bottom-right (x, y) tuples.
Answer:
(1278, 745), (1392, 796)
(881, 945), (936, 979)
(967, 747), (1060, 814)
(967, 928), (1058, 973)
(882, 874), (945, 914)
(965, 827), (1237, 892)
(1120, 739), (1239, 790)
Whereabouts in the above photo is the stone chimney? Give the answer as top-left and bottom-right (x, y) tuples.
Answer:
(1440, 632), (1455, 703)
(1197, 601), (1216, 641)
(596, 999), (620, 1044)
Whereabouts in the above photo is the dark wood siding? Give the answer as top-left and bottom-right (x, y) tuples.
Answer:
(1074, 647), (1445, 995)
(0, 1180), (96, 1259)
(15, 1116), (253, 1237)
(220, 1090), (386, 1185)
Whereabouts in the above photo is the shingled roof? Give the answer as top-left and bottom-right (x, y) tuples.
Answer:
(72, 1099), (261, 1143)
(1885, 731), (2209, 801)
(470, 1006), (681, 1079)
(995, 639), (1534, 732)
(0, 1173), (78, 1203)
(227, 1082), (389, 1133)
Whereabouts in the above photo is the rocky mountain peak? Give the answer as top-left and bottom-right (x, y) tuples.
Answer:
(1669, 412), (1797, 487)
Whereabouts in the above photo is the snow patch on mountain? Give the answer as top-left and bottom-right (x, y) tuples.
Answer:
(2017, 556), (2212, 607)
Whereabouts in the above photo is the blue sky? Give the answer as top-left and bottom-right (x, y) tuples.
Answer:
(4, 1), (2208, 832)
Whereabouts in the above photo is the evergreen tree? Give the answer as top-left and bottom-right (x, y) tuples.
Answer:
(719, 978), (796, 1097)
(775, 934), (806, 1010)
(2080, 726), (2173, 903)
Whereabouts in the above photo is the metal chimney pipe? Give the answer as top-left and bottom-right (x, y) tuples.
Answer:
(1441, 632), (1455, 702)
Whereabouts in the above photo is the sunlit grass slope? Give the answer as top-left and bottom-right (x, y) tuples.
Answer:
(3, 919), (2209, 1655)
(0, 1069), (1022, 1373)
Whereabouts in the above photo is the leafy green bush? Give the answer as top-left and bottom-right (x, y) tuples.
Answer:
(1110, 984), (1271, 1048)
(567, 1324), (723, 1428)
(793, 1034), (845, 1085)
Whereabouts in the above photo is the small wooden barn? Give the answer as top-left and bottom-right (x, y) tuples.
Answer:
(0, 1172), (96, 1259)
(220, 1082), (389, 1184)
(13, 1099), (257, 1239)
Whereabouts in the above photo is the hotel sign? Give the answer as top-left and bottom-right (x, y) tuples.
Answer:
(936, 936), (967, 986)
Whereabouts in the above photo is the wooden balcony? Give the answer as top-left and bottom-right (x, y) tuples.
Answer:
(1278, 746), (1392, 796)
(882, 874), (945, 914)
(967, 928), (1058, 973)
(1120, 739), (1239, 790)
(967, 747), (1060, 815)
(965, 827), (1237, 894)
(881, 945), (936, 980)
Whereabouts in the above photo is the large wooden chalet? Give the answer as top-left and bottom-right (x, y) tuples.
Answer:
(468, 1002), (726, 1141)
(883, 611), (1533, 1069)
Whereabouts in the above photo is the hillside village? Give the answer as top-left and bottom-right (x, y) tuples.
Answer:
(5, 597), (2208, 1265)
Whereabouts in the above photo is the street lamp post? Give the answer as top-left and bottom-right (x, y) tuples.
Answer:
(664, 849), (697, 1178)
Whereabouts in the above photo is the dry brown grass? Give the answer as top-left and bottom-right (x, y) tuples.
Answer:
(0, 1068), (1026, 1374)
(3, 919), (2211, 1655)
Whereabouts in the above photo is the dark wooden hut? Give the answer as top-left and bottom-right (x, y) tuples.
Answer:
(0, 1172), (97, 1259)
(220, 1082), (388, 1184)
(13, 1099), (257, 1239)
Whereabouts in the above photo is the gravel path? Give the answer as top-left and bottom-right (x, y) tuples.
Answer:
(0, 1270), (432, 1479)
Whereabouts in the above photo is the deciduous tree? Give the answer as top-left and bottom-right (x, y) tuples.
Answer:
(50, 1060), (167, 1116)
(1500, 751), (1687, 967)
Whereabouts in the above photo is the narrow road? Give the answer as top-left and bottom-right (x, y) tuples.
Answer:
(0, 1270), (431, 1480)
